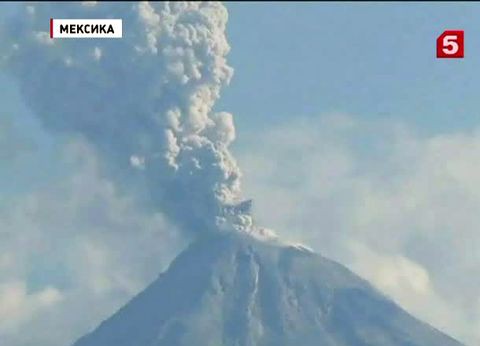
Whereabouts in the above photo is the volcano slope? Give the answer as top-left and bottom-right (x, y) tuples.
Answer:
(73, 232), (463, 346)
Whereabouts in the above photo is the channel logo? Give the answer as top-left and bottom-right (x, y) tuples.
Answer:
(49, 19), (122, 39)
(436, 30), (464, 58)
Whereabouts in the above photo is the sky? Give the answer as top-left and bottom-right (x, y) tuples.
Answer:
(221, 2), (480, 135)
(1, 2), (480, 346)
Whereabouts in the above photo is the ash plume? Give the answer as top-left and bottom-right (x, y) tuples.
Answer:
(1, 2), (258, 236)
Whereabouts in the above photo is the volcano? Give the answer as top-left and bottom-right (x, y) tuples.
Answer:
(73, 232), (462, 346)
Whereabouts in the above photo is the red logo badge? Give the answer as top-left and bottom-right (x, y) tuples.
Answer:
(437, 30), (464, 58)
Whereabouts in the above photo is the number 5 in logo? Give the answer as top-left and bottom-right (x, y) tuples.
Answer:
(437, 30), (464, 58)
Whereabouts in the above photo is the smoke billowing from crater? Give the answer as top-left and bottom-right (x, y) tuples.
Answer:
(1, 2), (259, 236)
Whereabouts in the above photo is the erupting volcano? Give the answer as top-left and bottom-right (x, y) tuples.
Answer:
(1, 2), (464, 346)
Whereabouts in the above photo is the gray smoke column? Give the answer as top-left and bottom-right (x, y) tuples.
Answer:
(0, 2), (259, 236)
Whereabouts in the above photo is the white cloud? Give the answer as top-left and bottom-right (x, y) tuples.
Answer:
(91, 47), (102, 61)
(0, 281), (62, 334)
(33, 32), (54, 46)
(130, 154), (146, 170)
(0, 138), (184, 346)
(238, 113), (480, 345)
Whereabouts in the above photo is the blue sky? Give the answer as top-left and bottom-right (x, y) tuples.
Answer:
(2, 3), (480, 345)
(220, 2), (480, 137)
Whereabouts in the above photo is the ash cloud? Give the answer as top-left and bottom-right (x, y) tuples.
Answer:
(1, 2), (255, 235)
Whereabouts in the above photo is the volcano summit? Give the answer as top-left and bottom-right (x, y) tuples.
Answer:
(73, 232), (462, 346)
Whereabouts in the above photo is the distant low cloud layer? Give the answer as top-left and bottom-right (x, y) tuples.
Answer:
(0, 138), (183, 346)
(239, 114), (480, 345)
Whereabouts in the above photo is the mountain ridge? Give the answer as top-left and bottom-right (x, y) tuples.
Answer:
(73, 232), (464, 346)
